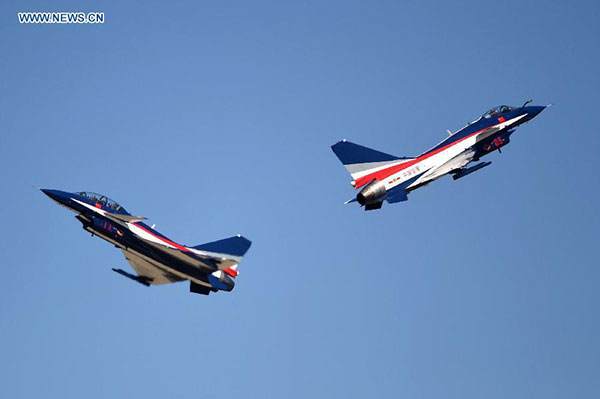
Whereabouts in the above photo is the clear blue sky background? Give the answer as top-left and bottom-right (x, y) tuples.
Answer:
(1, 1), (599, 397)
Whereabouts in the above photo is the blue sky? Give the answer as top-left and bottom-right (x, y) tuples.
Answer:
(1, 1), (599, 397)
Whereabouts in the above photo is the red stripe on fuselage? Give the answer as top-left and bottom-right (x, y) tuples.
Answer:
(224, 268), (238, 278)
(354, 122), (500, 188)
(132, 223), (191, 252)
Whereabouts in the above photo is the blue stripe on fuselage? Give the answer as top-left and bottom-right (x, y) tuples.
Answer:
(135, 222), (172, 241)
(131, 222), (219, 268)
(423, 109), (521, 156)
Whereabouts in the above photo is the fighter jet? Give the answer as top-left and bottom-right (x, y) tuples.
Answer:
(41, 189), (251, 295)
(331, 100), (550, 210)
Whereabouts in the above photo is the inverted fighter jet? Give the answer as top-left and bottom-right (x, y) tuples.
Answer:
(331, 100), (549, 210)
(41, 189), (251, 295)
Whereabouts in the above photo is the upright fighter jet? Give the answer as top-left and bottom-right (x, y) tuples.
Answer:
(41, 189), (251, 295)
(331, 100), (549, 210)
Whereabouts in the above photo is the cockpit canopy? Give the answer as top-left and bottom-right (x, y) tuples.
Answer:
(75, 191), (127, 213)
(483, 105), (515, 118)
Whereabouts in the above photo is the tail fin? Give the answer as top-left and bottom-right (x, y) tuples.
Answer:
(190, 235), (252, 277)
(331, 140), (414, 181)
(191, 235), (252, 261)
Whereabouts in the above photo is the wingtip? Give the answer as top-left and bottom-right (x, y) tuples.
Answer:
(331, 139), (349, 149)
(238, 235), (252, 247)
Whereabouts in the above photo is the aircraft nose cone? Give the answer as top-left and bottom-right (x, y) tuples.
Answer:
(41, 188), (59, 199)
(526, 105), (546, 119)
(40, 188), (69, 205)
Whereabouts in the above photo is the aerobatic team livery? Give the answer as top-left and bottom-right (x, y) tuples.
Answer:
(41, 189), (251, 295)
(332, 100), (549, 210)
